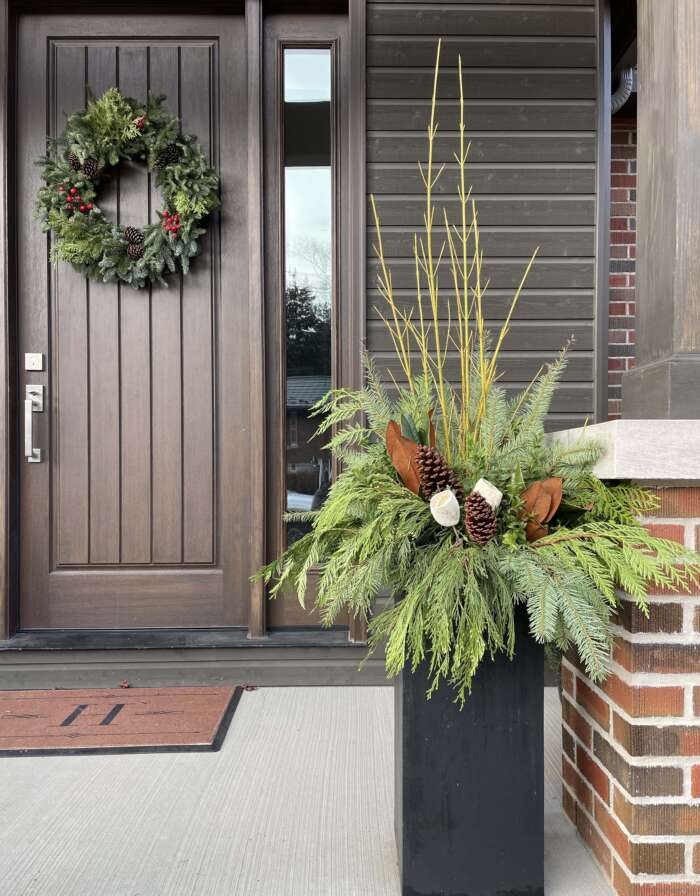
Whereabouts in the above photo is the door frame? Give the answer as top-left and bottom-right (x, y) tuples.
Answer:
(0, 0), (366, 643)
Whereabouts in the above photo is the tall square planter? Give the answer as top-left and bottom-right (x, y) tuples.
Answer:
(395, 608), (544, 896)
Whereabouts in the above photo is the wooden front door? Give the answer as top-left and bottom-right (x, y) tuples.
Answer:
(15, 12), (252, 629)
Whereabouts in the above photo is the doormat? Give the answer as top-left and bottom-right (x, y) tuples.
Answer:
(0, 686), (242, 756)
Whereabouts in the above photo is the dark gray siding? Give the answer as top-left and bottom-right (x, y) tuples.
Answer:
(366, 0), (599, 428)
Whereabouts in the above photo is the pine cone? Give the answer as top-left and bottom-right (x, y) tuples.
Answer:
(154, 143), (182, 169)
(124, 226), (144, 245)
(465, 492), (497, 546)
(127, 242), (144, 260)
(67, 151), (81, 171)
(81, 157), (100, 179)
(415, 446), (465, 504)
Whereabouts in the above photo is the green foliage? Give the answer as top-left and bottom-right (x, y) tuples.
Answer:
(256, 360), (700, 704)
(36, 89), (219, 289)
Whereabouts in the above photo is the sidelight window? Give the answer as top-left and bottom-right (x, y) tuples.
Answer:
(282, 46), (334, 545)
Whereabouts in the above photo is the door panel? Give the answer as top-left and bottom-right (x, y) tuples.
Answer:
(16, 14), (250, 629)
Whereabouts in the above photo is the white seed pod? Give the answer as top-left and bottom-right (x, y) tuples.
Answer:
(472, 478), (503, 511)
(430, 488), (461, 527)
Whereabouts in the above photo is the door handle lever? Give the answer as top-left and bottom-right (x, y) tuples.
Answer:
(24, 385), (43, 464)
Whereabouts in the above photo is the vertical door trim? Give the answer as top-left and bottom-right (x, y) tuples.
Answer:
(595, 0), (612, 423)
(0, 0), (13, 640)
(246, 0), (267, 638)
(347, 0), (367, 643)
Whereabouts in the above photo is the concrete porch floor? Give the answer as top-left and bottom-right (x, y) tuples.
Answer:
(0, 686), (612, 895)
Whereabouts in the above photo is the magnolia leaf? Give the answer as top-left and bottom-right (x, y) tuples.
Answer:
(386, 420), (420, 495)
(540, 477), (564, 523)
(521, 477), (563, 542)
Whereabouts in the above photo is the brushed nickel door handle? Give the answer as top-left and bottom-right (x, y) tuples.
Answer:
(24, 385), (43, 463)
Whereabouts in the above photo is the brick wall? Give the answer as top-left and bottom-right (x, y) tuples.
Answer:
(562, 488), (700, 893)
(608, 121), (637, 420)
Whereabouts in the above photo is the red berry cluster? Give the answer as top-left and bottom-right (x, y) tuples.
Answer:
(161, 210), (181, 236)
(58, 184), (93, 215)
(135, 114), (147, 131)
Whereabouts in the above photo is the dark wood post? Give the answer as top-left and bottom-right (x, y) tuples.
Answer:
(395, 609), (544, 896)
(623, 0), (700, 417)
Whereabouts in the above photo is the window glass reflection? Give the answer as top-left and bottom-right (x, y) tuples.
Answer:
(283, 48), (333, 545)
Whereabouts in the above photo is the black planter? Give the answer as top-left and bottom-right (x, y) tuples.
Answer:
(395, 608), (544, 896)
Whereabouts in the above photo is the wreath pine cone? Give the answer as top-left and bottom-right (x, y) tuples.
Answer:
(67, 151), (81, 171)
(155, 144), (182, 169)
(124, 226), (145, 245)
(464, 492), (497, 546)
(127, 242), (144, 260)
(415, 446), (465, 504)
(81, 158), (100, 179)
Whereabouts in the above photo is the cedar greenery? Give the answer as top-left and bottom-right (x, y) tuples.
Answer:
(36, 88), (219, 288)
(256, 43), (700, 702)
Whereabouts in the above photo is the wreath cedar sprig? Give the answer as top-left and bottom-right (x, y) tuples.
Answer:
(36, 87), (220, 289)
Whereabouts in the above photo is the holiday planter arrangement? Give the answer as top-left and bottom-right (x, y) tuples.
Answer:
(258, 45), (700, 896)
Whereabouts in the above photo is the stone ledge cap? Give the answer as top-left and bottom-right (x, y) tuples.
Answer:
(549, 419), (700, 483)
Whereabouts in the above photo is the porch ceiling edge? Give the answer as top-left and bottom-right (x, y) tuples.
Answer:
(549, 419), (700, 484)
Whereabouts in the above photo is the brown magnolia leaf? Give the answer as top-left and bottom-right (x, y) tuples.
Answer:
(521, 481), (548, 520)
(386, 420), (421, 495)
(526, 520), (549, 542)
(520, 477), (564, 542)
(540, 477), (563, 523)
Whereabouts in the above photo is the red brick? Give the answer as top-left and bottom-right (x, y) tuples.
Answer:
(609, 274), (629, 287)
(603, 674), (684, 718)
(562, 695), (592, 747)
(610, 216), (630, 230)
(611, 175), (636, 188)
(614, 787), (700, 835)
(692, 765), (700, 798)
(609, 329), (627, 342)
(612, 146), (636, 160)
(610, 245), (631, 259)
(595, 798), (684, 875)
(694, 842), (700, 874)
(611, 230), (636, 245)
(613, 859), (700, 896)
(594, 797), (630, 865)
(577, 743), (610, 802)
(610, 201), (636, 215)
(562, 785), (576, 825)
(562, 754), (594, 813)
(648, 488), (700, 518)
(576, 805), (612, 878)
(644, 524), (686, 544)
(577, 678), (610, 729)
(609, 302), (627, 315)
(611, 188), (632, 203)
(616, 599), (683, 634)
(612, 130), (632, 144)
(613, 712), (700, 758)
(561, 663), (574, 698)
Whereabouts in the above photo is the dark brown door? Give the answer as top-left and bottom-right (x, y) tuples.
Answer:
(15, 12), (252, 629)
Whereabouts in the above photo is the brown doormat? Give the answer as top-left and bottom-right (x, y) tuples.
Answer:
(0, 686), (242, 756)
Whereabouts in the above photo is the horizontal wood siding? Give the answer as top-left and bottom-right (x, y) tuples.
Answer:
(367, 0), (598, 429)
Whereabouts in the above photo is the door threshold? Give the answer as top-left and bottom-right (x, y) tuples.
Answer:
(0, 627), (355, 652)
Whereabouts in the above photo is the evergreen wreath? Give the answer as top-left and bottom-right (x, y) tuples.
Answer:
(36, 88), (220, 289)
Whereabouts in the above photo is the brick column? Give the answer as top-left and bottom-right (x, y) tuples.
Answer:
(562, 485), (700, 893)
